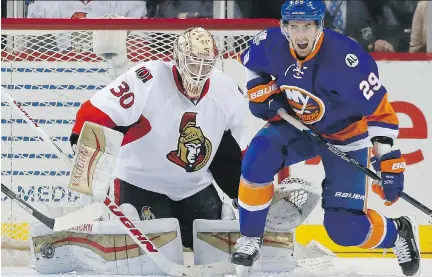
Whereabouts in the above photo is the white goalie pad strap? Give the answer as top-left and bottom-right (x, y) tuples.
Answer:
(266, 177), (321, 232)
(67, 122), (124, 201)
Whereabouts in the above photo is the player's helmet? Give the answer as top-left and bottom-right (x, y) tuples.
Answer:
(280, 0), (326, 54)
(173, 27), (218, 100)
(281, 0), (326, 22)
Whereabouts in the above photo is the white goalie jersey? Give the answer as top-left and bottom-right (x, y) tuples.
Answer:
(74, 60), (248, 200)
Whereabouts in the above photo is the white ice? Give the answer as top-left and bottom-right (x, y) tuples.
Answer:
(1, 258), (431, 277)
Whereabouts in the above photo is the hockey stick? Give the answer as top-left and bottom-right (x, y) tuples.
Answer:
(277, 108), (432, 218)
(103, 196), (235, 276)
(1, 88), (72, 166)
(1, 183), (105, 231)
(1, 87), (235, 276)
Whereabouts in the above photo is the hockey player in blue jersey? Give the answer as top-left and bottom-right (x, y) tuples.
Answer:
(231, 1), (420, 276)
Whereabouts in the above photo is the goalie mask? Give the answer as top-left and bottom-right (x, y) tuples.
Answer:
(173, 27), (218, 100)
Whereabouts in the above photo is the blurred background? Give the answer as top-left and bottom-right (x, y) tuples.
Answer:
(1, 0), (431, 53)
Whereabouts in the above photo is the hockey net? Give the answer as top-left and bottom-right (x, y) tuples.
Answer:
(1, 18), (331, 268)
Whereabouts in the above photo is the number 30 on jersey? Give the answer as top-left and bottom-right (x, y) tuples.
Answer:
(110, 81), (135, 109)
(359, 72), (382, 100)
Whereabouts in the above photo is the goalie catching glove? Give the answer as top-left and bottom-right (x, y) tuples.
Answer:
(231, 177), (320, 231)
(265, 177), (320, 232)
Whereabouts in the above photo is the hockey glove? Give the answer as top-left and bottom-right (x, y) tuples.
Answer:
(370, 150), (406, 206)
(249, 93), (289, 122)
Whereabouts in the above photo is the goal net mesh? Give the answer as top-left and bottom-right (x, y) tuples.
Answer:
(1, 19), (329, 268)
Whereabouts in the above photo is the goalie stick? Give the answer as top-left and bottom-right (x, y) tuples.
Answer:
(277, 108), (432, 218)
(1, 87), (235, 276)
(1, 183), (105, 231)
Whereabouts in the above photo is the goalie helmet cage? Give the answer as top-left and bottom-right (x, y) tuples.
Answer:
(1, 18), (299, 267)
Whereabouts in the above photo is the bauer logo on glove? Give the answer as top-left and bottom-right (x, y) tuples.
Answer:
(370, 150), (406, 206)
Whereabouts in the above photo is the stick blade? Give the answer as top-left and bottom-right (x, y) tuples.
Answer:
(52, 202), (105, 231)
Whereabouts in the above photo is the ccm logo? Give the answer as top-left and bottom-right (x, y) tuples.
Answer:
(249, 83), (279, 100)
(392, 162), (406, 170)
(104, 197), (159, 253)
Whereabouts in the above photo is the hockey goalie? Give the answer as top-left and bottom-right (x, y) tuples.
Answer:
(29, 26), (323, 275)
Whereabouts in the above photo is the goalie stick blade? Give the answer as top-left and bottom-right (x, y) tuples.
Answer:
(52, 202), (106, 231)
(2, 183), (105, 232)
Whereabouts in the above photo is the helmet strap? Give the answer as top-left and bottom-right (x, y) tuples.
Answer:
(311, 20), (324, 51)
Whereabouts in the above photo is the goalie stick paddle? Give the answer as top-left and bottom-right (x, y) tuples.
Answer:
(277, 109), (432, 218)
(1, 87), (235, 276)
(1, 183), (105, 231)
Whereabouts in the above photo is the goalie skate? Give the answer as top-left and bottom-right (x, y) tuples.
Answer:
(392, 216), (421, 276)
(231, 236), (262, 277)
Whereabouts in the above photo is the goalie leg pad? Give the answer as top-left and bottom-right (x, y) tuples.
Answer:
(30, 217), (183, 275)
(324, 208), (397, 249)
(193, 219), (296, 273)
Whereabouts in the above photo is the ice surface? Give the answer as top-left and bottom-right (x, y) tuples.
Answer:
(1, 258), (431, 277)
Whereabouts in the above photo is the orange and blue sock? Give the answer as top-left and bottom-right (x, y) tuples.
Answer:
(238, 178), (274, 237)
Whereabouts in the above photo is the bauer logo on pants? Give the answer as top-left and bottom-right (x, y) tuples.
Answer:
(166, 112), (212, 172)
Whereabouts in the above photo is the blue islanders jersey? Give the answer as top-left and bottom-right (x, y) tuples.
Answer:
(240, 28), (399, 151)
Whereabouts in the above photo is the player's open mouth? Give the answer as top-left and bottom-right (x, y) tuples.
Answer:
(297, 42), (309, 50)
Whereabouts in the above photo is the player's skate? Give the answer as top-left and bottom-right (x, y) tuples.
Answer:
(392, 216), (421, 276)
(231, 236), (262, 277)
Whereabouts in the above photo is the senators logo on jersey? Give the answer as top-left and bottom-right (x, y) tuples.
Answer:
(281, 85), (326, 124)
(166, 112), (212, 172)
